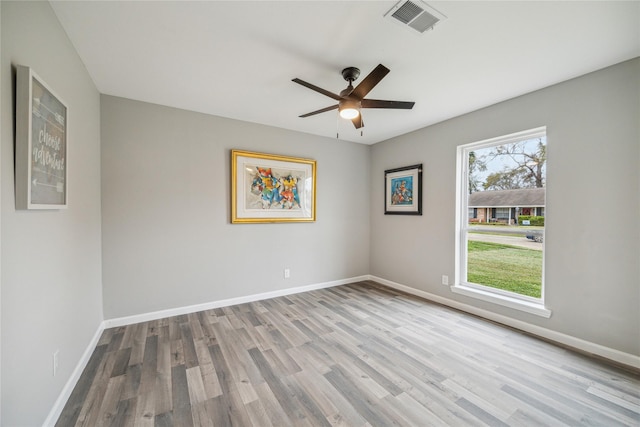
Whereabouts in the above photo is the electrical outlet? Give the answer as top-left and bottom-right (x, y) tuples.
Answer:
(441, 275), (449, 286)
(284, 268), (290, 279)
(53, 350), (60, 376)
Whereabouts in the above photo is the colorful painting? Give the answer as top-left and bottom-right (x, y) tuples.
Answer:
(390, 176), (413, 205)
(232, 150), (316, 223)
(246, 166), (304, 210)
(385, 164), (422, 215)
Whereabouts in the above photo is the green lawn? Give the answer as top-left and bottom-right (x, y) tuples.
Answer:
(467, 240), (542, 298)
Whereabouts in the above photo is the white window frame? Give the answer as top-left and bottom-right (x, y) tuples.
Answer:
(454, 127), (551, 318)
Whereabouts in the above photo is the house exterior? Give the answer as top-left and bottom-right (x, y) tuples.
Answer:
(468, 188), (545, 224)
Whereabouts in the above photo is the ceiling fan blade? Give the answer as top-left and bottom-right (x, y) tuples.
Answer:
(361, 99), (415, 109)
(352, 115), (364, 129)
(292, 78), (342, 101)
(299, 104), (338, 118)
(350, 64), (390, 100)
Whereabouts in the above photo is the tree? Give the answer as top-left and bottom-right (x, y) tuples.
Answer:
(483, 168), (532, 190)
(482, 138), (546, 191)
(468, 151), (486, 194)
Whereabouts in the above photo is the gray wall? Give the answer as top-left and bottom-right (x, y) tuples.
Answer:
(1, 2), (103, 425)
(100, 96), (370, 319)
(371, 58), (640, 356)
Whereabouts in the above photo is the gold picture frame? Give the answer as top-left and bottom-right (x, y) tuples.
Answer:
(231, 150), (316, 223)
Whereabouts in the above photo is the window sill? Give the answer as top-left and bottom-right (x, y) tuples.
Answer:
(451, 284), (551, 318)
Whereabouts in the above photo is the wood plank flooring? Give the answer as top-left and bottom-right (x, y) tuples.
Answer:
(56, 281), (640, 426)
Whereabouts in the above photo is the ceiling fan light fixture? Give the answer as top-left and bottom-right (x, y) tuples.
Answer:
(339, 107), (359, 119)
(339, 99), (360, 119)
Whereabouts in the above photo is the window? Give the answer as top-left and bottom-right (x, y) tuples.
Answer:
(455, 127), (550, 317)
(495, 208), (510, 220)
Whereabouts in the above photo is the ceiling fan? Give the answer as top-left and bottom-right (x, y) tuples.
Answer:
(292, 64), (415, 129)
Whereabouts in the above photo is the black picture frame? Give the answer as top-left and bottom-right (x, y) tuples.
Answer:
(385, 164), (422, 215)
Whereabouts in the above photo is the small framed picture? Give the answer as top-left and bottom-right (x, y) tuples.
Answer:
(231, 150), (316, 223)
(15, 65), (68, 209)
(385, 164), (422, 215)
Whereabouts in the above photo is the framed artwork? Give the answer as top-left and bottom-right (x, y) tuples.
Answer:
(15, 65), (68, 209)
(385, 164), (422, 215)
(231, 150), (316, 223)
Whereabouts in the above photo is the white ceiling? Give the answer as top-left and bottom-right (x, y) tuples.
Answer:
(50, 1), (639, 145)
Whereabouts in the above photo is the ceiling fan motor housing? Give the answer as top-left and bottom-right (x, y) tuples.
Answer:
(339, 98), (361, 112)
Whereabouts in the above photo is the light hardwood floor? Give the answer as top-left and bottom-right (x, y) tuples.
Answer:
(57, 281), (640, 426)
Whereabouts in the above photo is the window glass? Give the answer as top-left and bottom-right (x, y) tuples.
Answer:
(459, 128), (546, 301)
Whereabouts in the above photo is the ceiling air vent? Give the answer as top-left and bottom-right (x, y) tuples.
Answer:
(384, 0), (447, 34)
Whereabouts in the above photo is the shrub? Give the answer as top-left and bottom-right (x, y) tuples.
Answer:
(518, 215), (545, 226)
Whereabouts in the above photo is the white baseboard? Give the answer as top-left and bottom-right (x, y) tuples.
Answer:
(43, 320), (106, 427)
(104, 275), (369, 329)
(369, 275), (640, 370)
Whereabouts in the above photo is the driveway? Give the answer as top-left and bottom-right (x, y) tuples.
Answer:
(468, 232), (543, 251)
